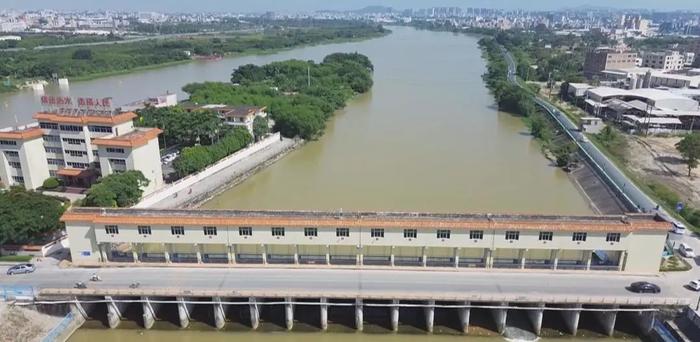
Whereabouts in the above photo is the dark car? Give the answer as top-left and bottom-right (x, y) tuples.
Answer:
(628, 281), (661, 294)
(6, 263), (36, 275)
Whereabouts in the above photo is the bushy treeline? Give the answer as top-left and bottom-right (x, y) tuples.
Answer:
(184, 52), (374, 140)
(0, 25), (386, 81)
(0, 187), (66, 245)
(173, 128), (253, 176)
(83, 171), (150, 208)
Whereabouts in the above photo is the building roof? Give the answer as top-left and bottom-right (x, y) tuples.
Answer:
(57, 168), (94, 178)
(221, 106), (267, 118)
(61, 208), (670, 233)
(0, 126), (44, 141)
(91, 128), (162, 148)
(33, 111), (137, 126)
(623, 115), (683, 125)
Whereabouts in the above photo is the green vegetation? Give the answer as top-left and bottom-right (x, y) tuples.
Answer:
(0, 187), (66, 245)
(660, 255), (692, 272)
(0, 33), (120, 49)
(0, 24), (387, 86)
(593, 126), (629, 164)
(675, 133), (700, 177)
(41, 177), (61, 190)
(253, 116), (270, 140)
(174, 128), (253, 177)
(0, 255), (33, 262)
(137, 106), (223, 147)
(184, 52), (374, 140)
(83, 171), (149, 208)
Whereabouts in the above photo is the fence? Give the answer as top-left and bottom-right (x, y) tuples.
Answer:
(0, 285), (34, 301)
(41, 312), (75, 342)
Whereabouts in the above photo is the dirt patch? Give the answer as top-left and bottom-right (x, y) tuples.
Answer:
(627, 136), (700, 207)
(0, 303), (62, 342)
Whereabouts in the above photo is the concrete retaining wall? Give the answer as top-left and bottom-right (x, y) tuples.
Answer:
(135, 133), (295, 209)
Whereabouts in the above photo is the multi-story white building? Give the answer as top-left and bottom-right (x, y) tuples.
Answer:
(0, 124), (50, 189)
(642, 51), (686, 71)
(0, 106), (164, 194)
(63, 208), (669, 274)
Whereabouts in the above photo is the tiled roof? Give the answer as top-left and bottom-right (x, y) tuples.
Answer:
(34, 112), (137, 125)
(92, 128), (162, 148)
(0, 127), (44, 140)
(62, 208), (670, 233)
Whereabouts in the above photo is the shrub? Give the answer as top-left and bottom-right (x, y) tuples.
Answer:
(42, 177), (61, 190)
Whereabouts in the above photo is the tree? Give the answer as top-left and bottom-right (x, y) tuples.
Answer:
(72, 48), (93, 60)
(253, 115), (270, 140)
(676, 133), (700, 177)
(83, 171), (150, 207)
(0, 187), (66, 244)
(553, 142), (577, 168)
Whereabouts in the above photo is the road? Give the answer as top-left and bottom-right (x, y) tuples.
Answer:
(0, 262), (696, 305)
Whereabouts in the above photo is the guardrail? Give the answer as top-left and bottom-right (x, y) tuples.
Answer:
(500, 46), (664, 216)
(41, 312), (75, 342)
(1, 285), (34, 301)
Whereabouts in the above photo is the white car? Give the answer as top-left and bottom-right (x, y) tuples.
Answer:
(672, 221), (687, 234)
(679, 243), (696, 258)
(688, 280), (700, 291)
(6, 263), (36, 275)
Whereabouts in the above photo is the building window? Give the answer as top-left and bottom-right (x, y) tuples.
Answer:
(49, 170), (57, 177)
(8, 161), (21, 168)
(371, 228), (384, 238)
(572, 232), (587, 242)
(606, 233), (621, 243)
(404, 229), (417, 239)
(47, 158), (65, 166)
(62, 138), (85, 145)
(239, 227), (252, 236)
(437, 229), (451, 239)
(272, 227), (285, 237)
(470, 230), (483, 240)
(138, 226), (151, 235)
(505, 231), (520, 241)
(106, 147), (125, 154)
(65, 150), (87, 157)
(336, 228), (349, 237)
(105, 225), (119, 235)
(43, 135), (60, 142)
(304, 227), (318, 237)
(11, 176), (24, 183)
(45, 146), (62, 154)
(171, 226), (185, 236)
(204, 226), (217, 236)
(66, 162), (89, 169)
(88, 125), (112, 133)
(39, 122), (59, 130)
(539, 231), (553, 241)
(59, 124), (82, 132)
(4, 151), (19, 157)
(0, 140), (17, 146)
(109, 159), (127, 166)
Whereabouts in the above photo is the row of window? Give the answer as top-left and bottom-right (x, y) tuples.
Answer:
(67, 162), (89, 169)
(0, 140), (17, 146)
(106, 147), (125, 154)
(109, 158), (127, 166)
(39, 122), (59, 130)
(66, 150), (88, 157)
(62, 138), (85, 145)
(12, 176), (24, 183)
(89, 125), (113, 133)
(4, 151), (19, 158)
(60, 125), (83, 132)
(103, 225), (622, 242)
(45, 146), (63, 154)
(8, 161), (21, 169)
(47, 158), (65, 166)
(43, 135), (61, 142)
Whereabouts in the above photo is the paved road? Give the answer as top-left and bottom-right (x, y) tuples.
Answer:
(0, 263), (696, 304)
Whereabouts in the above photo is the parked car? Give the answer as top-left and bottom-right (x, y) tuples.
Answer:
(679, 243), (696, 258)
(6, 263), (35, 275)
(628, 281), (661, 294)
(672, 221), (687, 234)
(688, 280), (700, 291)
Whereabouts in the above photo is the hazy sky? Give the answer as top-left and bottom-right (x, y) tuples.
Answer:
(5, 0), (700, 13)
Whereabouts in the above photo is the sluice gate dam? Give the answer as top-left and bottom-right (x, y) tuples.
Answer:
(38, 287), (687, 337)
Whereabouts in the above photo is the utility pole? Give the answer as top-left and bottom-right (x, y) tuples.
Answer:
(307, 65), (311, 88)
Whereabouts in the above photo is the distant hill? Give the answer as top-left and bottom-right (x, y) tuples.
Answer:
(353, 6), (395, 14)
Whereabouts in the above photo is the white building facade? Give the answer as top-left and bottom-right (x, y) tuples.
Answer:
(63, 208), (669, 274)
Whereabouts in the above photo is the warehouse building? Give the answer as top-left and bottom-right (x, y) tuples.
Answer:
(63, 208), (669, 273)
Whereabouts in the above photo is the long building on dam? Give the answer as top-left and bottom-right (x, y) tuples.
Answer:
(62, 208), (669, 273)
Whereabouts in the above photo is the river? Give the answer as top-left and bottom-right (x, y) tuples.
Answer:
(2, 26), (609, 340)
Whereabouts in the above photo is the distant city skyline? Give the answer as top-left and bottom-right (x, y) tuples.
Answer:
(4, 0), (700, 13)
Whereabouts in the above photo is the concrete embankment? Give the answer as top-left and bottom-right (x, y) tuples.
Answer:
(136, 132), (301, 209)
(0, 302), (81, 342)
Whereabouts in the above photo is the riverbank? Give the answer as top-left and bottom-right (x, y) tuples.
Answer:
(0, 302), (63, 342)
(0, 25), (389, 96)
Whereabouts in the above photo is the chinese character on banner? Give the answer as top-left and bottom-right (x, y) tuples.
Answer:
(86, 98), (94, 107)
(48, 96), (56, 105)
(78, 97), (86, 107)
(100, 98), (112, 107)
(64, 97), (73, 106)
(56, 97), (65, 106)
(40, 96), (49, 105)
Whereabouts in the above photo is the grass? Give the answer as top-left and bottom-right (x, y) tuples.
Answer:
(660, 255), (692, 272)
(0, 255), (33, 262)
